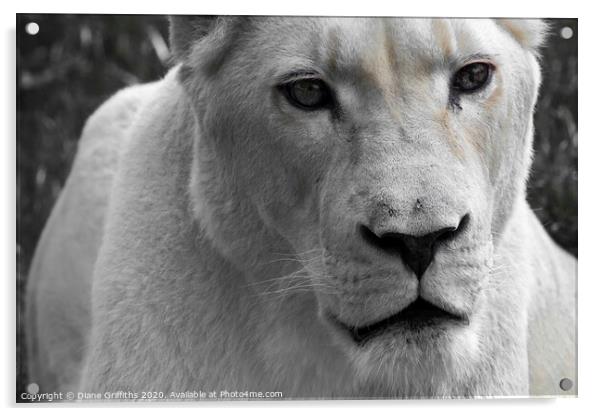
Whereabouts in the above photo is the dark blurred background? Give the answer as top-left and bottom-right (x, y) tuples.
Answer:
(16, 15), (577, 395)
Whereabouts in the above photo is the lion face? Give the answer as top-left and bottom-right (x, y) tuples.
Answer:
(181, 17), (544, 393)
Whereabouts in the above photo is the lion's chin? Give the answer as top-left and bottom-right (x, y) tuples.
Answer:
(341, 319), (482, 397)
(323, 300), (482, 395)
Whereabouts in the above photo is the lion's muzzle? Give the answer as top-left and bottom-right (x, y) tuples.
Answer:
(318, 160), (491, 346)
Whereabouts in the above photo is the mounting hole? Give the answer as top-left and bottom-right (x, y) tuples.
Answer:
(26, 382), (39, 394)
(559, 377), (573, 391)
(560, 26), (573, 40)
(25, 22), (39, 36)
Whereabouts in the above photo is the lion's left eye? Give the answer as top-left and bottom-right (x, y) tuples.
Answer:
(282, 78), (333, 110)
(452, 62), (493, 93)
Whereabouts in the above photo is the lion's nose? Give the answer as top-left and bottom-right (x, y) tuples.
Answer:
(359, 214), (469, 279)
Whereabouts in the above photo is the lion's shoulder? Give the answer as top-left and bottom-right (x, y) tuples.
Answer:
(78, 81), (161, 164)
(522, 205), (577, 396)
(26, 79), (162, 393)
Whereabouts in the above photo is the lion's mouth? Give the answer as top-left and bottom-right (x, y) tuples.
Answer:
(331, 298), (468, 345)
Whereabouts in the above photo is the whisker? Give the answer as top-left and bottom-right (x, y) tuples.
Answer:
(244, 270), (309, 287)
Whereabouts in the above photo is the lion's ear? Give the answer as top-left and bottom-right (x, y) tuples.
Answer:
(497, 19), (549, 54)
(169, 15), (219, 62)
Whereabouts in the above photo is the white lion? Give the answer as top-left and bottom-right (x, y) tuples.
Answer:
(26, 17), (576, 398)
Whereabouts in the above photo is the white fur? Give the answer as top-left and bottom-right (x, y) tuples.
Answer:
(26, 18), (576, 399)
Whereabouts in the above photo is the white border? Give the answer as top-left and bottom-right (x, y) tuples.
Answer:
(0, 0), (584, 17)
(2, 1), (600, 415)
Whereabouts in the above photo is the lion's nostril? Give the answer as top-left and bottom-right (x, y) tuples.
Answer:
(439, 214), (470, 242)
(360, 214), (469, 279)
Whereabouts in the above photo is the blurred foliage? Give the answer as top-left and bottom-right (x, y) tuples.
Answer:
(528, 19), (578, 257)
(16, 15), (577, 394)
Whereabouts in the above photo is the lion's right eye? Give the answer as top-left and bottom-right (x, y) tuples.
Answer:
(282, 79), (333, 110)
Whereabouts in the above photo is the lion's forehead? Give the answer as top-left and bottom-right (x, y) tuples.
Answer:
(252, 18), (505, 75)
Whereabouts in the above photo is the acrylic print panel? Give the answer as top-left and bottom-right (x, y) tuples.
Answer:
(16, 14), (578, 402)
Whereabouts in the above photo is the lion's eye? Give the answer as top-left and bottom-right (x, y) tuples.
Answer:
(452, 62), (492, 93)
(283, 78), (332, 110)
